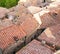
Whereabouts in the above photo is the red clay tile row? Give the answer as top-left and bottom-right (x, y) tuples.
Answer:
(37, 24), (60, 49)
(0, 1), (60, 53)
(16, 40), (54, 54)
(0, 17), (39, 50)
(0, 25), (26, 50)
(27, 2), (60, 29)
(21, 17), (39, 35)
(3, 40), (24, 54)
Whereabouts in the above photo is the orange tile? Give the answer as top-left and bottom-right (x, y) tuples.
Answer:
(21, 17), (39, 35)
(40, 12), (56, 28)
(16, 40), (53, 54)
(38, 24), (60, 48)
(0, 7), (9, 18)
(49, 8), (60, 24)
(0, 25), (26, 50)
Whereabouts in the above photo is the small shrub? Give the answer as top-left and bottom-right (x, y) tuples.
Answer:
(0, 0), (19, 8)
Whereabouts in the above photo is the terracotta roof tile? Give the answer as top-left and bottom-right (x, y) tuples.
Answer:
(49, 8), (60, 24)
(16, 13), (33, 25)
(0, 19), (13, 30)
(33, 10), (57, 29)
(0, 25), (26, 50)
(16, 40), (53, 54)
(15, 5), (28, 14)
(18, 0), (39, 7)
(33, 2), (60, 29)
(38, 24), (60, 48)
(21, 17), (39, 35)
(10, 5), (34, 25)
(0, 7), (9, 18)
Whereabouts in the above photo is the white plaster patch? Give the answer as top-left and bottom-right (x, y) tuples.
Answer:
(33, 12), (42, 25)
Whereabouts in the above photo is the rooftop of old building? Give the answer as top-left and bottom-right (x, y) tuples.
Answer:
(0, 0), (60, 54)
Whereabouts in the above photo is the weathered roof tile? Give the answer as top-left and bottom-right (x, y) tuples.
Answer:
(33, 10), (57, 29)
(0, 7), (9, 18)
(38, 24), (60, 48)
(0, 25), (26, 50)
(21, 17), (39, 35)
(16, 40), (53, 54)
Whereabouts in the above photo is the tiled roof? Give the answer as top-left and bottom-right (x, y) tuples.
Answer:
(0, 19), (13, 30)
(0, 25), (26, 50)
(21, 17), (39, 35)
(33, 10), (57, 29)
(15, 13), (33, 25)
(0, 1), (60, 54)
(10, 5), (34, 25)
(15, 5), (28, 14)
(49, 8), (60, 24)
(16, 40), (53, 54)
(38, 24), (60, 48)
(0, 7), (9, 18)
